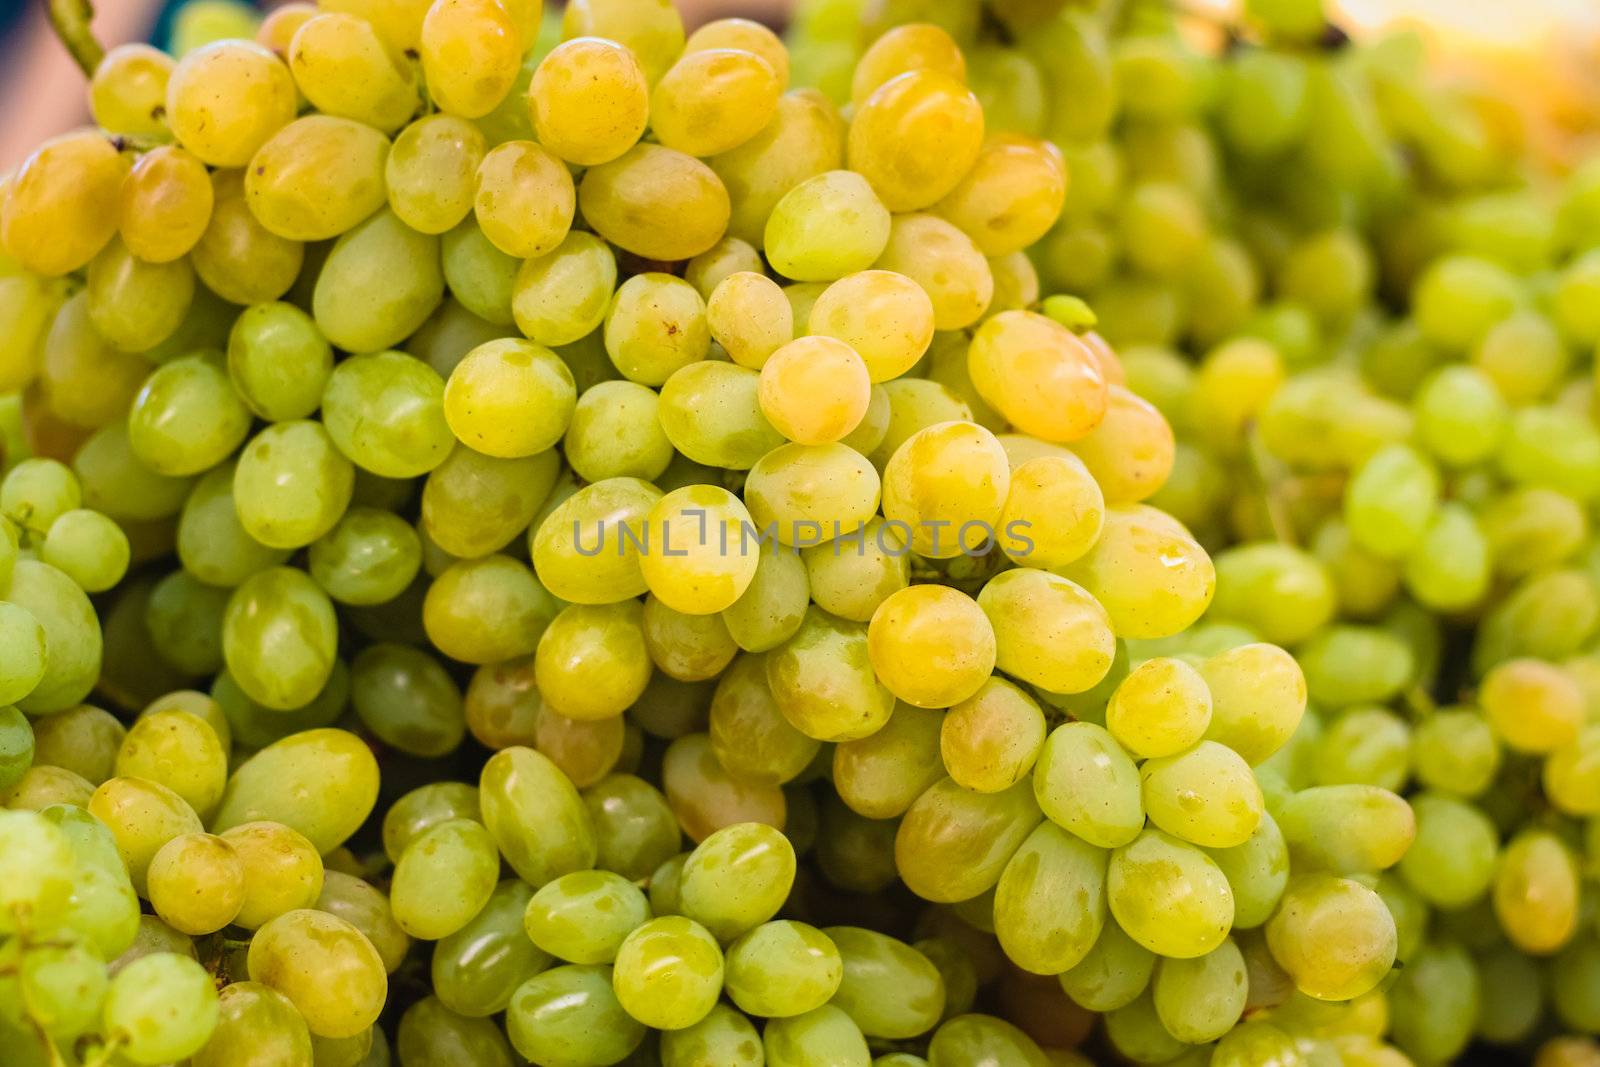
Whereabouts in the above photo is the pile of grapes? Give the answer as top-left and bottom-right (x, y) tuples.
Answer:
(0, 0), (1596, 1062)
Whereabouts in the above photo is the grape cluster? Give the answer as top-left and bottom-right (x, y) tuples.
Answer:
(0, 0), (1592, 1063)
(796, 0), (1600, 1063)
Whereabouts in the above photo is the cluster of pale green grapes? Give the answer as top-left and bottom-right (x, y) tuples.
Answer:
(797, 0), (1600, 1064)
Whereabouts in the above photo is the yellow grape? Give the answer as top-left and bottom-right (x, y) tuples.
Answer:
(561, 0), (685, 84)
(474, 141), (575, 259)
(578, 144), (731, 263)
(707, 271), (793, 369)
(934, 135), (1068, 257)
(874, 213), (995, 330)
(808, 271), (936, 384)
(640, 485), (762, 615)
(420, 0), (523, 119)
(386, 114), (486, 235)
(851, 23), (966, 109)
(764, 170), (892, 283)
(511, 231), (619, 347)
(255, 2), (317, 58)
(245, 115), (390, 242)
(758, 337), (872, 446)
(847, 70), (985, 212)
(528, 37), (650, 167)
(85, 237), (195, 354)
(743, 442), (882, 548)
(192, 170), (305, 306)
(651, 48), (783, 158)
(443, 338), (576, 459)
(996, 454), (1105, 569)
(684, 18), (790, 88)
(968, 310), (1109, 443)
(119, 146), (214, 263)
(166, 40), (298, 167)
(867, 584), (996, 709)
(89, 43), (175, 137)
(286, 13), (419, 132)
(1070, 385), (1176, 504)
(318, 0), (432, 51)
(880, 420), (1010, 558)
(685, 236), (765, 298)
(977, 567), (1115, 695)
(1, 131), (127, 277)
(1060, 505), (1216, 640)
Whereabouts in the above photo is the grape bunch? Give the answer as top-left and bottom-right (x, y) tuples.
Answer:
(0, 0), (1589, 1063)
(794, 0), (1600, 1063)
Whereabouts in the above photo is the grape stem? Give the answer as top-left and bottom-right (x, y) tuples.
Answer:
(47, 0), (106, 78)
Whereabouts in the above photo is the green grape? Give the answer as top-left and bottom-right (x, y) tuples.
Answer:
(993, 821), (1106, 975)
(765, 171), (891, 282)
(85, 236), (195, 353)
(723, 921), (842, 1019)
(506, 964), (646, 1067)
(1343, 443), (1441, 561)
(802, 518), (909, 624)
(1473, 946), (1542, 1045)
(433, 879), (548, 1017)
(382, 782), (481, 863)
(479, 746), (596, 887)
(612, 915), (725, 1030)
(765, 607), (895, 742)
(211, 661), (349, 751)
(27, 703), (122, 785)
(708, 653), (819, 786)
(652, 47), (782, 157)
(0, 602), (46, 707)
(222, 566), (338, 711)
(313, 209), (444, 353)
(319, 352), (454, 478)
(1265, 874), (1396, 1002)
(1104, 656), (1211, 759)
(249, 909), (387, 1039)
(424, 554), (558, 665)
(658, 360), (787, 471)
(1150, 937), (1247, 1043)
(678, 821), (796, 941)
(348, 643), (463, 757)
(308, 508), (423, 607)
(896, 777), (1041, 904)
(102, 952), (220, 1065)
(192, 981), (313, 1067)
(1211, 1021), (1303, 1067)
(193, 170), (304, 305)
(531, 476), (661, 605)
(2, 458), (81, 536)
(660, 1001), (763, 1067)
(763, 1004), (871, 1067)
(925, 1014), (1049, 1067)
(1207, 543), (1335, 647)
(529, 599), (649, 718)
(0, 706), (32, 793)
(722, 541), (810, 653)
(524, 870), (651, 965)
(978, 569), (1115, 696)
(391, 817), (500, 940)
(177, 461), (292, 586)
(1551, 936), (1600, 1032)
(396, 996), (517, 1067)
(1414, 365), (1507, 467)
(1481, 657), (1585, 754)
(1056, 917), (1153, 1013)
(424, 443), (559, 559)
(1032, 721), (1143, 848)
(143, 573), (227, 675)
(1194, 644), (1307, 766)
(584, 775), (682, 883)
(1387, 942), (1480, 1064)
(831, 703), (944, 819)
(1108, 828), (1234, 959)
(233, 421), (355, 549)
(1296, 625), (1412, 709)
(441, 220), (518, 326)
(316, 871), (411, 975)
(1313, 706), (1410, 791)
(1278, 783), (1415, 875)
(663, 732), (787, 844)
(1410, 708), (1500, 798)
(212, 729), (379, 854)
(443, 339), (575, 459)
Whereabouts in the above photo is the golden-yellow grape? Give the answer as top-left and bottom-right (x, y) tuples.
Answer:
(386, 114), (486, 235)
(758, 336), (872, 446)
(867, 584), (996, 708)
(997, 454), (1106, 568)
(1, 131), (128, 277)
(528, 37), (650, 167)
(286, 13), (419, 132)
(934, 135), (1068, 257)
(874, 213), (995, 330)
(847, 70), (985, 212)
(318, 0), (432, 51)
(420, 0), (523, 119)
(851, 23), (966, 109)
(245, 115), (391, 242)
(562, 0), (684, 84)
(881, 420), (1011, 558)
(969, 310), (1109, 442)
(578, 144), (731, 263)
(808, 271), (936, 384)
(119, 146), (215, 263)
(1071, 385), (1176, 504)
(706, 271), (793, 369)
(651, 49), (783, 158)
(166, 40), (298, 167)
(474, 141), (575, 259)
(89, 43), (175, 138)
(684, 18), (790, 88)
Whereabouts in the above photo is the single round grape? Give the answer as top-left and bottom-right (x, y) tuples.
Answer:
(868, 584), (996, 709)
(419, 0), (522, 119)
(1108, 828), (1234, 959)
(1265, 874), (1397, 1002)
(612, 915), (725, 1031)
(212, 728), (379, 854)
(511, 231), (619, 347)
(103, 952), (220, 1065)
(529, 37), (650, 167)
(848, 69), (985, 212)
(146, 832), (245, 935)
(287, 12), (418, 131)
(978, 568), (1115, 696)
(166, 40), (297, 167)
(524, 869), (652, 965)
(678, 821), (796, 941)
(245, 114), (391, 241)
(765, 171), (892, 283)
(127, 352), (252, 477)
(578, 143), (731, 262)
(2, 131), (128, 277)
(505, 964), (646, 1067)
(652, 47), (782, 157)
(248, 909), (388, 1039)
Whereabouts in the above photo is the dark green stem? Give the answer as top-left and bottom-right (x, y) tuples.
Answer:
(47, 0), (104, 77)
